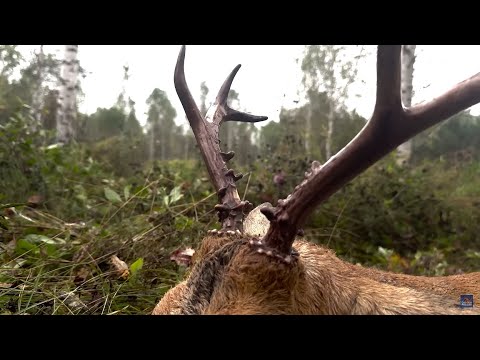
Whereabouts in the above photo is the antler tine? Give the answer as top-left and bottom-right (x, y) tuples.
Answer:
(409, 71), (480, 132)
(174, 46), (205, 146)
(256, 45), (480, 261)
(174, 45), (268, 232)
(213, 65), (269, 124)
(216, 64), (241, 106)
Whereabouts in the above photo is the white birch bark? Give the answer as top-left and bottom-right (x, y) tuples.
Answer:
(56, 45), (79, 143)
(396, 45), (417, 164)
(305, 104), (312, 155)
(325, 105), (335, 160)
(31, 45), (44, 132)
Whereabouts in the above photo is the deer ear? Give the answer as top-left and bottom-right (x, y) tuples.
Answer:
(244, 202), (272, 238)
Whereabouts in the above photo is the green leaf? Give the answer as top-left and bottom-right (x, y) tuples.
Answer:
(129, 258), (144, 276)
(466, 250), (480, 259)
(104, 187), (122, 204)
(378, 246), (393, 259)
(163, 195), (170, 208)
(45, 244), (58, 257)
(76, 193), (87, 203)
(24, 234), (57, 245)
(15, 239), (38, 255)
(169, 186), (184, 204)
(175, 215), (193, 230)
(124, 185), (131, 201)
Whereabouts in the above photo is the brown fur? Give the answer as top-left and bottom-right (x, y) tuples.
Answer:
(153, 236), (479, 315)
(152, 281), (187, 315)
(152, 205), (480, 315)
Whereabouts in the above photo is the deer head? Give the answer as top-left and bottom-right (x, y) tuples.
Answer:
(152, 45), (480, 315)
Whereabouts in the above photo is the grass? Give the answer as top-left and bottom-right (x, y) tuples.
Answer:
(2, 155), (480, 315)
(0, 173), (213, 315)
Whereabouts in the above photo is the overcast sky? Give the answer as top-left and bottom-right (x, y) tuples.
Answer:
(18, 45), (480, 128)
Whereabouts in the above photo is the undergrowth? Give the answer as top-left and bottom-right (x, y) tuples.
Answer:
(1, 115), (480, 314)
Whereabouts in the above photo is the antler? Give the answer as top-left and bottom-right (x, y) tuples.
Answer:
(255, 45), (480, 261)
(174, 46), (268, 232)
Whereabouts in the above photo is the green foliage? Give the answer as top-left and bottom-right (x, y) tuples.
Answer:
(0, 112), (48, 203)
(0, 46), (63, 131)
(0, 114), (213, 314)
(89, 134), (146, 178)
(0, 45), (22, 77)
(130, 258), (144, 277)
(301, 45), (365, 104)
(41, 89), (60, 131)
(163, 186), (184, 208)
(413, 111), (480, 161)
(260, 97), (366, 165)
(244, 145), (480, 275)
(85, 107), (127, 141)
(104, 187), (123, 204)
(146, 88), (178, 161)
(301, 45), (365, 158)
(124, 109), (142, 138)
(2, 105), (480, 315)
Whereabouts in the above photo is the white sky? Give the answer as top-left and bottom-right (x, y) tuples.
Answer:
(17, 45), (480, 128)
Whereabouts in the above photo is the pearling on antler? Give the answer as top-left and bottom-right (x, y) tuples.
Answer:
(174, 46), (268, 232)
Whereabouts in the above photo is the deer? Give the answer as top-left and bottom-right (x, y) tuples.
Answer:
(152, 45), (480, 315)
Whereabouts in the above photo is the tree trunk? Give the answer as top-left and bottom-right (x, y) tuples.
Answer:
(305, 104), (312, 156)
(31, 45), (44, 132)
(149, 126), (155, 162)
(56, 45), (79, 144)
(161, 128), (166, 161)
(396, 45), (416, 164)
(325, 103), (335, 161)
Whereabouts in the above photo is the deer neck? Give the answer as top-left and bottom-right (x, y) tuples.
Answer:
(293, 240), (479, 314)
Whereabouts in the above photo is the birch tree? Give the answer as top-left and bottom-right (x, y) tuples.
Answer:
(124, 97), (142, 137)
(116, 64), (129, 113)
(0, 45), (21, 78)
(114, 64), (141, 138)
(396, 45), (417, 164)
(200, 81), (209, 115)
(146, 88), (176, 161)
(30, 45), (45, 132)
(0, 46), (22, 123)
(301, 45), (365, 160)
(56, 45), (79, 144)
